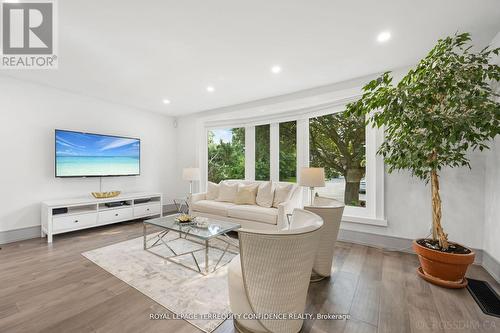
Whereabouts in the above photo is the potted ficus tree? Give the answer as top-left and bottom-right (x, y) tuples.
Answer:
(346, 33), (500, 288)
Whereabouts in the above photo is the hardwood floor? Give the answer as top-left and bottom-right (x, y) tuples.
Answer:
(1, 221), (499, 333)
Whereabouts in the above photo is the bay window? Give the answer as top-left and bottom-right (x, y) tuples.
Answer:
(202, 104), (385, 226)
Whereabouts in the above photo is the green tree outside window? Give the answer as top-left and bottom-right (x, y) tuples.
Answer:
(279, 121), (297, 182)
(309, 112), (366, 206)
(255, 124), (270, 180)
(207, 128), (245, 183)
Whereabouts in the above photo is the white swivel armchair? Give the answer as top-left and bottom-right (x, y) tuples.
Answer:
(304, 196), (345, 281)
(228, 209), (323, 333)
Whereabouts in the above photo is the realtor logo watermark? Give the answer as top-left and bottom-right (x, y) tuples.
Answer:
(1, 0), (58, 69)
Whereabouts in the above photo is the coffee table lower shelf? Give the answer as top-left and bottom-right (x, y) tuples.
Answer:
(143, 223), (239, 276)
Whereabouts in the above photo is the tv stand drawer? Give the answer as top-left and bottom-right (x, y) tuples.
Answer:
(134, 203), (161, 217)
(98, 207), (134, 224)
(53, 213), (97, 232)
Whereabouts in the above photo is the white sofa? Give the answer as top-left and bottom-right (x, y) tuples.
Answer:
(190, 180), (303, 230)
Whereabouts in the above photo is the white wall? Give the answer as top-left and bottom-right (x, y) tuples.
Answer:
(345, 154), (485, 249)
(173, 71), (489, 250)
(482, 31), (500, 264)
(174, 115), (203, 197)
(0, 76), (177, 233)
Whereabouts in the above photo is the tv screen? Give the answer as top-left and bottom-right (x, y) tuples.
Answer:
(55, 130), (140, 177)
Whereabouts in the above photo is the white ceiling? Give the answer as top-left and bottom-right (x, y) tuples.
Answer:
(3, 0), (500, 117)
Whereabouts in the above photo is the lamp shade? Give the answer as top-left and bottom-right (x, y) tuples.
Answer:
(182, 167), (200, 181)
(299, 167), (325, 187)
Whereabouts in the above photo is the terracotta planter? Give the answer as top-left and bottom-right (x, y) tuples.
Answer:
(413, 239), (475, 289)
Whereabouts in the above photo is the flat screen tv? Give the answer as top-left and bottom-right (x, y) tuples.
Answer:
(55, 129), (140, 177)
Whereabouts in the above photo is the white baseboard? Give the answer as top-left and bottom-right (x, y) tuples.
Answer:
(0, 225), (41, 245)
(338, 229), (414, 252)
(481, 250), (500, 283)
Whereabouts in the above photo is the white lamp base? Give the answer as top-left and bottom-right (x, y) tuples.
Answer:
(309, 187), (315, 205)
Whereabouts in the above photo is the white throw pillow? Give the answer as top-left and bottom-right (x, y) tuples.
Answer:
(256, 181), (275, 208)
(272, 183), (294, 208)
(216, 182), (239, 202)
(206, 182), (219, 200)
(234, 184), (258, 205)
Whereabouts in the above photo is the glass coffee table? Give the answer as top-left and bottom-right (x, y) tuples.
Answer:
(143, 214), (240, 275)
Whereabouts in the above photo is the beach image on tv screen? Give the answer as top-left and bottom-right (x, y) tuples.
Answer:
(55, 130), (140, 177)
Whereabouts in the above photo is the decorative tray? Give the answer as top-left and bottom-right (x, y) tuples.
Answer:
(91, 191), (121, 199)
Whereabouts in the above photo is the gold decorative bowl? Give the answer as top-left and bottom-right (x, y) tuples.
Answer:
(175, 214), (196, 223)
(91, 191), (121, 199)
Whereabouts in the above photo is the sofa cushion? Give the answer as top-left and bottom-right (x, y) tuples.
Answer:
(191, 200), (235, 216)
(256, 181), (275, 208)
(206, 182), (219, 200)
(272, 183), (295, 208)
(216, 182), (239, 202)
(235, 184), (258, 205)
(228, 205), (278, 225)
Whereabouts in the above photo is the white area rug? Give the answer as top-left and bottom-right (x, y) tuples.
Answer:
(82, 232), (238, 332)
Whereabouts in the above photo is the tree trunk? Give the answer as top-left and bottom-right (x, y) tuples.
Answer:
(344, 168), (363, 206)
(431, 170), (449, 250)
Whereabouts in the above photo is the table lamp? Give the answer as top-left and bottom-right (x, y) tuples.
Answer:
(299, 167), (325, 205)
(182, 167), (200, 197)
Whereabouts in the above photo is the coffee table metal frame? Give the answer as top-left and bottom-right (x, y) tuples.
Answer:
(173, 197), (189, 214)
(143, 217), (240, 276)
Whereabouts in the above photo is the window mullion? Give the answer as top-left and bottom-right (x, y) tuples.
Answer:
(297, 118), (309, 204)
(245, 126), (255, 180)
(270, 123), (279, 181)
(296, 119), (309, 173)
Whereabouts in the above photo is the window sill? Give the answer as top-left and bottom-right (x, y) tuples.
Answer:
(342, 215), (388, 227)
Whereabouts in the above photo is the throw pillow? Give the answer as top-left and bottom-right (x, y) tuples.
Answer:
(216, 182), (239, 202)
(206, 182), (219, 200)
(235, 183), (258, 205)
(256, 181), (275, 208)
(272, 183), (294, 208)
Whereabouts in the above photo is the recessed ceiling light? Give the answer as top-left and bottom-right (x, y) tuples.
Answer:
(206, 86), (215, 93)
(377, 31), (391, 43)
(271, 65), (282, 74)
(162, 99), (171, 105)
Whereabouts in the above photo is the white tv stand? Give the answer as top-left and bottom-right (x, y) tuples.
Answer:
(41, 192), (163, 243)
